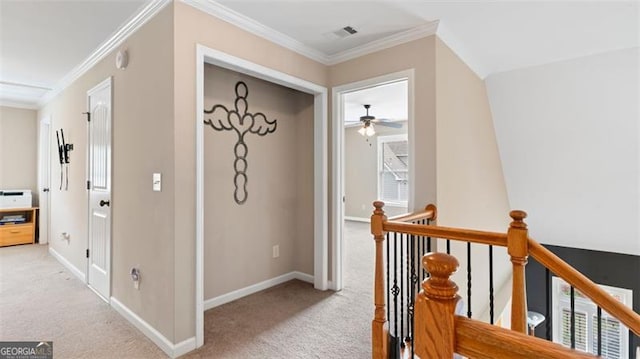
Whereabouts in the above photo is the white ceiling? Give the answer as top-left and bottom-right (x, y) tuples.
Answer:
(1, 0), (638, 108)
(0, 0), (148, 107)
(343, 80), (408, 125)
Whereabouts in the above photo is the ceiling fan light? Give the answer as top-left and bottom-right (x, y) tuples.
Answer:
(358, 126), (367, 136)
(365, 124), (375, 136)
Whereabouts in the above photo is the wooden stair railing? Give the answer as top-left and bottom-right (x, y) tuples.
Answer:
(371, 201), (640, 359)
(415, 251), (598, 358)
(371, 202), (438, 358)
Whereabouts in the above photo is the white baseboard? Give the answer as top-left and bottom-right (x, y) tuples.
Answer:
(344, 216), (370, 223)
(327, 280), (336, 291)
(294, 271), (314, 284)
(111, 297), (196, 358)
(48, 246), (86, 282)
(173, 337), (197, 358)
(204, 271), (313, 310)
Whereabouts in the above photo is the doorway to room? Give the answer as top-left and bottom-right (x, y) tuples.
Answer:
(332, 71), (413, 291)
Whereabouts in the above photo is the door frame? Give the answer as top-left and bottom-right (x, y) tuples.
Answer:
(331, 69), (415, 291)
(85, 76), (113, 301)
(38, 115), (51, 244)
(195, 44), (328, 348)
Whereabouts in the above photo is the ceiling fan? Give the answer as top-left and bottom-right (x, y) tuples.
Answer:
(356, 104), (402, 137)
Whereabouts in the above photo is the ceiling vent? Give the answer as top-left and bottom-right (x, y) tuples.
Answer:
(324, 26), (358, 40)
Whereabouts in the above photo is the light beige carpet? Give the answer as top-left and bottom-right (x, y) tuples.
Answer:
(0, 221), (373, 358)
(183, 220), (373, 358)
(0, 244), (166, 358)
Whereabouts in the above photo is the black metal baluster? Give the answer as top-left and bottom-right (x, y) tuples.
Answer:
(393, 232), (399, 341)
(489, 245), (494, 324)
(426, 219), (431, 254)
(467, 241), (472, 318)
(417, 224), (423, 284)
(400, 232), (404, 346)
(597, 306), (602, 356)
(410, 234), (416, 358)
(446, 239), (451, 254)
(386, 232), (391, 334)
(545, 268), (551, 340)
(405, 233), (412, 345)
(570, 286), (576, 349)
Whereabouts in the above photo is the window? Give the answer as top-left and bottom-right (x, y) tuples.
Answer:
(552, 277), (632, 358)
(377, 135), (408, 205)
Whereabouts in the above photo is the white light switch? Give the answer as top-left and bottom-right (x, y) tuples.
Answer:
(153, 173), (162, 192)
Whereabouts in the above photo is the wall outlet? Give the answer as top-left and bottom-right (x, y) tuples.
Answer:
(272, 245), (279, 258)
(131, 267), (140, 290)
(361, 204), (366, 210)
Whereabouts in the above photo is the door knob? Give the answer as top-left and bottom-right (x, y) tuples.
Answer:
(43, 188), (50, 192)
(99, 200), (110, 207)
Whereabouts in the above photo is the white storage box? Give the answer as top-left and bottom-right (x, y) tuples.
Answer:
(0, 190), (32, 209)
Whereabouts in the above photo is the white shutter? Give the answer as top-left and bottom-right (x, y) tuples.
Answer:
(552, 277), (632, 359)
(591, 316), (622, 359)
(561, 309), (588, 352)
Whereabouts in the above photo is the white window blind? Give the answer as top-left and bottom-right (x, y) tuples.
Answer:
(561, 309), (588, 352)
(592, 316), (622, 359)
(552, 277), (632, 359)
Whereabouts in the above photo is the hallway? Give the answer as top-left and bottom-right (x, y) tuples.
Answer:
(0, 221), (374, 358)
(0, 244), (165, 358)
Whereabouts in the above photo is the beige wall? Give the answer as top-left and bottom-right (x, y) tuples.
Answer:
(172, 1), (329, 341)
(435, 38), (512, 319)
(344, 121), (408, 219)
(39, 6), (176, 341)
(330, 36), (437, 213)
(0, 106), (38, 198)
(32, 2), (516, 347)
(203, 65), (314, 299)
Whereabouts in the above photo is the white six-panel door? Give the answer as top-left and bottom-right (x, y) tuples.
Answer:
(87, 77), (112, 301)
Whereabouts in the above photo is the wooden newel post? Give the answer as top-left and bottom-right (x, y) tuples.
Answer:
(414, 252), (461, 359)
(371, 201), (388, 359)
(508, 210), (529, 334)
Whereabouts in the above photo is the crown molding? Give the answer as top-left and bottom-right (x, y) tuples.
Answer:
(183, 0), (331, 64)
(37, 0), (171, 108)
(184, 1), (439, 66)
(327, 21), (440, 65)
(0, 99), (39, 110)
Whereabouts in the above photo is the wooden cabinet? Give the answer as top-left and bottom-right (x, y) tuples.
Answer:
(0, 207), (37, 247)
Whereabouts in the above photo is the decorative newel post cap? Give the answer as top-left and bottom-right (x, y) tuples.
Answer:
(423, 252), (459, 279)
(422, 253), (459, 299)
(373, 201), (385, 216)
(509, 210), (528, 229)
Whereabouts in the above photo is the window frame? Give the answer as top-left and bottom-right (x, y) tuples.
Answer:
(376, 134), (409, 206)
(551, 276), (632, 358)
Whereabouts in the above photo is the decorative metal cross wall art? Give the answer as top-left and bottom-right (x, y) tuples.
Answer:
(204, 81), (277, 205)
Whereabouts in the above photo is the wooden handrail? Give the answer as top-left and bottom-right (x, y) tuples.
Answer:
(383, 221), (508, 247)
(388, 204), (437, 222)
(528, 239), (640, 336)
(454, 316), (597, 358)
